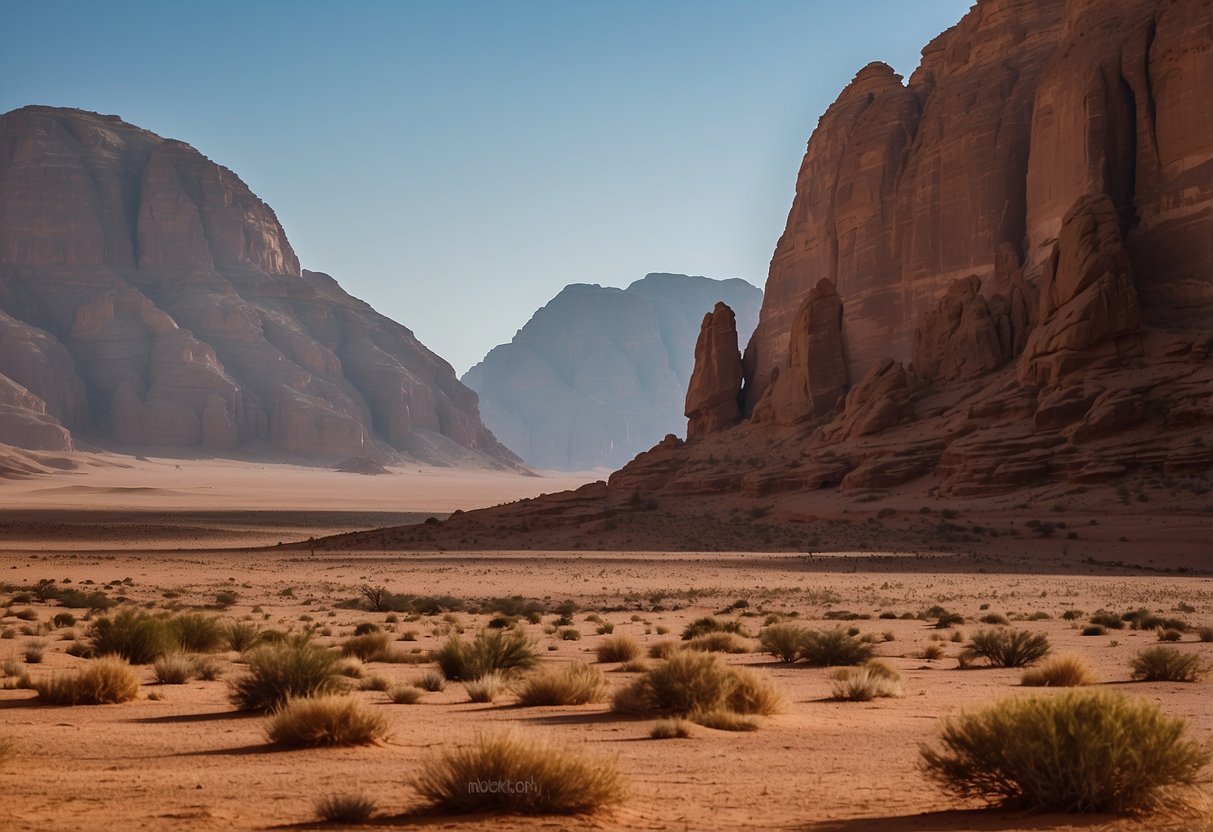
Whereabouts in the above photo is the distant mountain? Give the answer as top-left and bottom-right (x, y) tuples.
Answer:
(0, 106), (519, 467)
(462, 274), (761, 470)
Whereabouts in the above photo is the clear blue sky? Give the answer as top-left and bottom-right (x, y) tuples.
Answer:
(1, 1), (971, 373)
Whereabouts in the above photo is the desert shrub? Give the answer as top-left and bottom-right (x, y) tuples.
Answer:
(342, 632), (390, 662)
(13, 608), (37, 621)
(1089, 612), (1125, 630)
(190, 655), (224, 681)
(1198, 626), (1213, 643)
(559, 628), (582, 641)
(353, 622), (381, 636)
(359, 674), (390, 692)
(436, 628), (537, 681)
(681, 616), (747, 640)
(595, 634), (640, 663)
(647, 641), (680, 660)
(920, 690), (1211, 813)
(1081, 624), (1107, 636)
(759, 623), (807, 662)
(650, 718), (691, 739)
(464, 672), (507, 703)
(1156, 628), (1183, 642)
(414, 731), (623, 814)
(229, 640), (346, 711)
(979, 613), (1009, 625)
(920, 643), (946, 661)
(389, 685), (422, 704)
(799, 629), (874, 667)
(683, 632), (750, 654)
(314, 793), (376, 824)
(23, 642), (45, 663)
(935, 613), (965, 629)
(689, 708), (759, 731)
(337, 658), (364, 679)
(831, 661), (903, 701)
(517, 662), (605, 706)
(51, 612), (77, 629)
(961, 629), (1050, 668)
(595, 622), (615, 635)
(154, 653), (195, 684)
(1020, 653), (1096, 687)
(223, 621), (264, 652)
(415, 670), (446, 692)
(33, 656), (139, 705)
(1130, 647), (1204, 683)
(612, 652), (780, 717)
(168, 614), (225, 653)
(87, 608), (175, 664)
(266, 694), (387, 746)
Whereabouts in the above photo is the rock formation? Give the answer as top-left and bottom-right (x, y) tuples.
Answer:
(314, 0), (1212, 552)
(463, 275), (760, 469)
(0, 106), (518, 466)
(685, 302), (744, 440)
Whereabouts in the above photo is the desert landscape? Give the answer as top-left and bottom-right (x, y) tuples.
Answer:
(2, 0), (1212, 829)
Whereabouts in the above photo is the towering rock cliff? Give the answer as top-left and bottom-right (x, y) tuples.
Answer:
(0, 106), (519, 466)
(462, 275), (761, 470)
(319, 0), (1212, 552)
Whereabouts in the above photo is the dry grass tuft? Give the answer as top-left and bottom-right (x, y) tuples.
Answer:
(683, 632), (751, 654)
(650, 718), (692, 739)
(266, 694), (387, 747)
(414, 730), (624, 814)
(389, 685), (423, 704)
(436, 629), (537, 681)
(831, 661), (903, 701)
(595, 634), (641, 663)
(961, 629), (1051, 668)
(1130, 647), (1204, 682)
(516, 662), (605, 706)
(759, 623), (808, 662)
(33, 656), (139, 705)
(342, 632), (390, 662)
(229, 640), (346, 711)
(921, 689), (1211, 814)
(1021, 653), (1097, 687)
(612, 651), (781, 718)
(314, 792), (376, 824)
(464, 672), (508, 703)
(153, 653), (195, 684)
(689, 708), (759, 732)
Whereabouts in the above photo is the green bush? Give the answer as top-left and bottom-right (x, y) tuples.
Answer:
(961, 629), (1050, 668)
(759, 623), (808, 662)
(1130, 647), (1204, 683)
(435, 628), (537, 681)
(414, 731), (624, 814)
(168, 614), (225, 653)
(229, 640), (346, 711)
(921, 690), (1211, 813)
(87, 608), (176, 664)
(799, 629), (874, 667)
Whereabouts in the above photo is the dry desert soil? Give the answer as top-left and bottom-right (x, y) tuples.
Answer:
(0, 455), (1210, 832)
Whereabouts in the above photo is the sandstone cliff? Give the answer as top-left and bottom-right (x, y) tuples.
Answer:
(462, 274), (761, 470)
(315, 0), (1211, 552)
(0, 106), (519, 466)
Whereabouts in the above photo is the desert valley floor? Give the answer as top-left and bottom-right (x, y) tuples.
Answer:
(0, 456), (1210, 832)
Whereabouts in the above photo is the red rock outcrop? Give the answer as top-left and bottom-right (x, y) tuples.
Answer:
(911, 276), (1009, 383)
(826, 359), (914, 440)
(759, 278), (848, 425)
(685, 302), (745, 440)
(0, 373), (72, 450)
(1019, 194), (1142, 385)
(0, 106), (518, 466)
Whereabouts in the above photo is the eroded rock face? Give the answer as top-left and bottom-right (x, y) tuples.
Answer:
(911, 276), (1008, 383)
(463, 275), (761, 469)
(0, 106), (517, 465)
(826, 359), (914, 440)
(0, 373), (72, 450)
(761, 278), (849, 425)
(685, 303), (745, 441)
(1019, 194), (1142, 385)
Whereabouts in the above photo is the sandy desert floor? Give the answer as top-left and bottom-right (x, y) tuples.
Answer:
(0, 459), (1210, 832)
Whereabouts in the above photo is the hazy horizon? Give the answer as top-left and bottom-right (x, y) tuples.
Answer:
(1, 1), (971, 373)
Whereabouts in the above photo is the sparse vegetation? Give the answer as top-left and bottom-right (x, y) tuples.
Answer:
(389, 685), (422, 704)
(1020, 654), (1096, 687)
(33, 656), (139, 705)
(1130, 647), (1204, 683)
(612, 651), (781, 718)
(681, 616), (748, 640)
(229, 639), (346, 711)
(266, 694), (387, 746)
(595, 634), (641, 663)
(314, 793), (376, 824)
(683, 632), (750, 654)
(342, 631), (390, 662)
(516, 662), (605, 706)
(414, 731), (624, 814)
(759, 623), (807, 662)
(436, 628), (537, 681)
(153, 653), (195, 684)
(690, 708), (759, 731)
(87, 608), (175, 664)
(415, 670), (446, 692)
(464, 672), (508, 703)
(799, 629), (875, 667)
(961, 629), (1050, 668)
(831, 660), (903, 701)
(920, 690), (1211, 813)
(650, 718), (692, 739)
